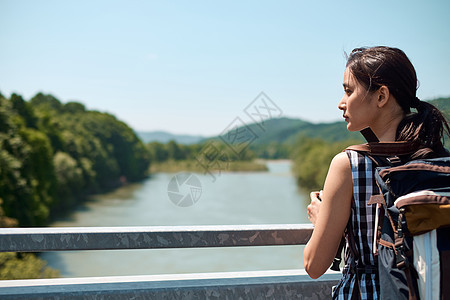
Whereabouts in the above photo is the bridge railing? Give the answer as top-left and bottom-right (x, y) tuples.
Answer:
(0, 224), (341, 299)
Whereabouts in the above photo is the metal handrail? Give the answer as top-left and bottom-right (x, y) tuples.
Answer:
(0, 224), (313, 252)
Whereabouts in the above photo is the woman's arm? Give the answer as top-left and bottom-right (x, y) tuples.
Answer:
(303, 152), (353, 279)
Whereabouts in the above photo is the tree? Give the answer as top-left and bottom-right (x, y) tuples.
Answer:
(10, 93), (38, 128)
(291, 136), (359, 190)
(63, 102), (86, 113)
(0, 252), (59, 280)
(167, 140), (185, 160)
(147, 142), (169, 162)
(30, 93), (63, 112)
(53, 151), (84, 210)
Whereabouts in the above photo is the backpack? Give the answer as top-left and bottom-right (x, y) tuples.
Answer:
(347, 137), (450, 300)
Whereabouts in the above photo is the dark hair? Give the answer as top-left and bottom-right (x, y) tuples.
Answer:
(346, 46), (449, 157)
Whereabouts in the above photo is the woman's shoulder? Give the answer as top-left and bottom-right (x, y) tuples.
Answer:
(333, 151), (350, 163)
(343, 149), (375, 171)
(329, 152), (352, 174)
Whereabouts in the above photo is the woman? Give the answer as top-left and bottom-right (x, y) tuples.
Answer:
(303, 46), (449, 299)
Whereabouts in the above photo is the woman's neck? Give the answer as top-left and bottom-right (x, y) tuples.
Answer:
(372, 112), (405, 142)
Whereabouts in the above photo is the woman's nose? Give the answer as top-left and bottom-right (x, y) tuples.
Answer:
(338, 97), (346, 111)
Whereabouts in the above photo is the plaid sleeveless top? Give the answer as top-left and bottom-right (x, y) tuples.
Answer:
(332, 150), (380, 299)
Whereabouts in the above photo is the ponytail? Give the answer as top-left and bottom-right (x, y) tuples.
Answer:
(396, 99), (450, 158)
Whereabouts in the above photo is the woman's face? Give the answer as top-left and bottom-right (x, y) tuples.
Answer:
(338, 67), (378, 132)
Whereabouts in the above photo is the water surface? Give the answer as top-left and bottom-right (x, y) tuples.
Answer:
(42, 161), (311, 277)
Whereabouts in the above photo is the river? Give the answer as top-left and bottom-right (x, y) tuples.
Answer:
(42, 160), (311, 277)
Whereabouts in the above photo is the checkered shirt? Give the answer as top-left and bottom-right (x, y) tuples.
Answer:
(332, 150), (381, 299)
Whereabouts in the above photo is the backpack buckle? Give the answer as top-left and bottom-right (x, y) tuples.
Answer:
(330, 257), (342, 271)
(386, 156), (401, 165)
(396, 246), (409, 270)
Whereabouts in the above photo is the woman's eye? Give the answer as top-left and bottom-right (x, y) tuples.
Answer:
(345, 89), (352, 95)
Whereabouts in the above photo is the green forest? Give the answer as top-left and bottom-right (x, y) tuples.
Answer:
(0, 92), (448, 280)
(0, 92), (150, 227)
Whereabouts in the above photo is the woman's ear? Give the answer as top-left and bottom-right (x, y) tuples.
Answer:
(376, 85), (390, 108)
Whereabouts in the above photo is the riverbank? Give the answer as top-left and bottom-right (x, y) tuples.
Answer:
(149, 159), (268, 173)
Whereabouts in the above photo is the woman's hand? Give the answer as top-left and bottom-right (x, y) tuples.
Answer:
(308, 191), (322, 226)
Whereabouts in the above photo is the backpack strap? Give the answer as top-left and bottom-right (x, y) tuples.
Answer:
(346, 216), (366, 300)
(395, 236), (419, 300)
(346, 141), (418, 167)
(330, 237), (346, 271)
(347, 127), (417, 160)
(360, 127), (379, 143)
(346, 141), (417, 156)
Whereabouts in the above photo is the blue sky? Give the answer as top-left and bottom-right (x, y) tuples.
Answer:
(1, 0), (449, 136)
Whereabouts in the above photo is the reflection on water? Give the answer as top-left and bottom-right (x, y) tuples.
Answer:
(42, 160), (311, 277)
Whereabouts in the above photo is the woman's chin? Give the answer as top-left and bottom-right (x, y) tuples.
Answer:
(346, 123), (361, 132)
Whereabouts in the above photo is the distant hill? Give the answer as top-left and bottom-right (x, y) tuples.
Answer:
(137, 131), (205, 144)
(211, 117), (363, 146)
